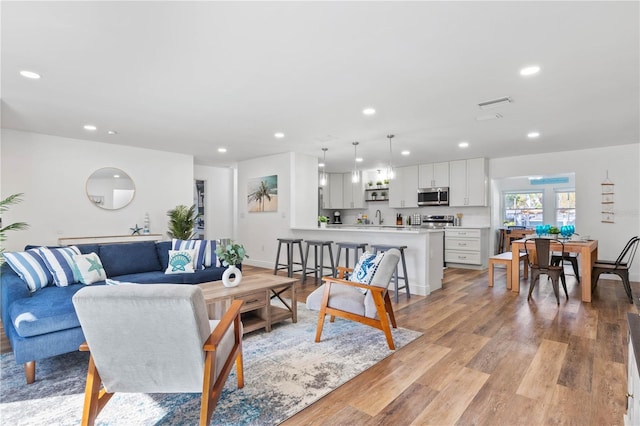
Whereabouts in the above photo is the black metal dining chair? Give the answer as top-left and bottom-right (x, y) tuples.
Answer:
(525, 238), (568, 305)
(592, 236), (639, 303)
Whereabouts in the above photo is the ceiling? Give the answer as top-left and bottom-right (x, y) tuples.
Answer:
(2, 1), (638, 173)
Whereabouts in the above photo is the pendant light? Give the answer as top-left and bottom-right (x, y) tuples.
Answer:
(351, 141), (360, 183)
(319, 148), (328, 186)
(386, 134), (395, 180)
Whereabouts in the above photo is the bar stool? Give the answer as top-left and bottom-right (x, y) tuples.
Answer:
(334, 242), (368, 276)
(371, 244), (410, 303)
(273, 238), (304, 278)
(302, 240), (335, 284)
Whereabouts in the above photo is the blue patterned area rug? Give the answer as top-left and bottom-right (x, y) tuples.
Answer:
(0, 301), (422, 425)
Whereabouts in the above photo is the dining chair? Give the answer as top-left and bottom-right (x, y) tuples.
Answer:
(525, 238), (568, 305)
(592, 236), (639, 303)
(551, 252), (580, 282)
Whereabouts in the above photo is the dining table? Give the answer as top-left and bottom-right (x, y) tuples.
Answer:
(510, 237), (598, 302)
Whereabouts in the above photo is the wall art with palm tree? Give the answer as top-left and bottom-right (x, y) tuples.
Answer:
(248, 175), (278, 212)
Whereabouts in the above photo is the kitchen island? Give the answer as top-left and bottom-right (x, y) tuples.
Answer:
(291, 225), (444, 296)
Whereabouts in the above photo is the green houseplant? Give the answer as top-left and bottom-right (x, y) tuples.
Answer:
(166, 204), (199, 240)
(215, 241), (248, 267)
(318, 215), (329, 228)
(0, 193), (29, 263)
(215, 241), (248, 287)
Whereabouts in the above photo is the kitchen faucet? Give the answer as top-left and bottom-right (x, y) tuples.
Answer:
(375, 209), (383, 225)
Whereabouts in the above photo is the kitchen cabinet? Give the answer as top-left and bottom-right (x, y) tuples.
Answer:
(444, 228), (489, 268)
(389, 165), (419, 208)
(342, 172), (364, 209)
(327, 173), (344, 209)
(449, 158), (488, 206)
(418, 162), (449, 188)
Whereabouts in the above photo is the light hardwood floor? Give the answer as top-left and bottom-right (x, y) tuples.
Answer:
(1, 266), (637, 425)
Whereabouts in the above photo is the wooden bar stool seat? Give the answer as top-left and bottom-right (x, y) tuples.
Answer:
(302, 240), (335, 284)
(274, 238), (304, 278)
(371, 244), (410, 303)
(488, 251), (528, 289)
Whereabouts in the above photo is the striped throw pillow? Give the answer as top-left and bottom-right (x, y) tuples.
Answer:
(203, 240), (218, 267)
(2, 249), (53, 292)
(38, 246), (81, 287)
(172, 239), (207, 270)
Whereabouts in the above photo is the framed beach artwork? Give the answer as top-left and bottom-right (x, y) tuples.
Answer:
(248, 175), (278, 212)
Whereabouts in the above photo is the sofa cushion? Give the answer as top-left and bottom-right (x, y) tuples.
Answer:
(99, 241), (162, 276)
(165, 250), (196, 274)
(172, 239), (207, 269)
(76, 244), (101, 255)
(72, 252), (107, 284)
(181, 267), (226, 284)
(38, 246), (82, 287)
(156, 241), (172, 270)
(9, 284), (87, 337)
(2, 249), (53, 292)
(111, 271), (185, 284)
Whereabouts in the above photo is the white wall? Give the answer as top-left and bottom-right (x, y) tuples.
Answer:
(194, 164), (235, 241)
(1, 129), (194, 251)
(490, 143), (640, 281)
(236, 152), (318, 268)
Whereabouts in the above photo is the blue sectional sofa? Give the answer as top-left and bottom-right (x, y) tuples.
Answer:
(0, 240), (233, 384)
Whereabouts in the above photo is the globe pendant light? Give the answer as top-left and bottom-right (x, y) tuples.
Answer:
(319, 148), (328, 186)
(351, 141), (360, 183)
(386, 134), (395, 180)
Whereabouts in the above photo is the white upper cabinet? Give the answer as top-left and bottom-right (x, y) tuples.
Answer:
(342, 171), (365, 209)
(389, 165), (419, 208)
(449, 158), (488, 207)
(327, 173), (344, 209)
(418, 162), (450, 188)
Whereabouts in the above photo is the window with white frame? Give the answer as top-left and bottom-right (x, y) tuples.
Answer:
(555, 190), (576, 226)
(503, 192), (544, 227)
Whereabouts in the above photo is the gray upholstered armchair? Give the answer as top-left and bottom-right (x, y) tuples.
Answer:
(72, 284), (243, 426)
(306, 248), (401, 349)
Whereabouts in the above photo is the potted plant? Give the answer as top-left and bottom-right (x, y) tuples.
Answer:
(367, 181), (373, 188)
(380, 191), (387, 199)
(383, 179), (390, 186)
(318, 215), (329, 228)
(0, 193), (29, 263)
(215, 241), (248, 287)
(166, 204), (199, 240)
(376, 180), (383, 188)
(371, 191), (378, 200)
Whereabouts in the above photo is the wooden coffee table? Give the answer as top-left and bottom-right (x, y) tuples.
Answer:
(197, 274), (297, 334)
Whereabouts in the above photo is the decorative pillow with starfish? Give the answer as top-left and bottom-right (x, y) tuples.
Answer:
(72, 252), (107, 284)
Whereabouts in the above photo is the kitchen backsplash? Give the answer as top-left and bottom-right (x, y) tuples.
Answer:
(320, 205), (490, 227)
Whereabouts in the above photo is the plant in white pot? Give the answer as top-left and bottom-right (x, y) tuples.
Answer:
(215, 241), (248, 287)
(318, 215), (329, 228)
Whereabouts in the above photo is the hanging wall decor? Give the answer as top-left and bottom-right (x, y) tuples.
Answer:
(601, 171), (614, 223)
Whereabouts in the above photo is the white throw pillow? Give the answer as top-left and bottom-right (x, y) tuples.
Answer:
(72, 252), (107, 285)
(349, 251), (385, 293)
(165, 249), (196, 274)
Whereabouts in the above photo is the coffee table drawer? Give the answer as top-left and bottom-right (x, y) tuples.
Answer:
(235, 290), (267, 312)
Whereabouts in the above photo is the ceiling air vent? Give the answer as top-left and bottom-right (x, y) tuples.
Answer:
(478, 96), (512, 110)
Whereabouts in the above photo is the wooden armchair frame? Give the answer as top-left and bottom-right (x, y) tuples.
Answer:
(79, 299), (244, 426)
(315, 266), (397, 350)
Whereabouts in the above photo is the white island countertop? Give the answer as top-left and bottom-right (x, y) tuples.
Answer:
(292, 225), (444, 234)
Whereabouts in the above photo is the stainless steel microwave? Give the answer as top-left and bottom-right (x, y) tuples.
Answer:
(417, 187), (449, 206)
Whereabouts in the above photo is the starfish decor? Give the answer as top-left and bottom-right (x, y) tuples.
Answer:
(130, 224), (142, 235)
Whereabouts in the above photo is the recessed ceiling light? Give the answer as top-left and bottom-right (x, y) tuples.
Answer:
(113, 174), (120, 178)
(19, 70), (41, 79)
(274, 132), (285, 138)
(83, 124), (97, 131)
(401, 150), (410, 156)
(527, 132), (540, 138)
(356, 157), (363, 163)
(218, 147), (227, 153)
(318, 162), (325, 168)
(520, 65), (541, 76)
(476, 113), (503, 121)
(107, 130), (117, 135)
(362, 108), (376, 116)
(458, 141), (469, 148)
